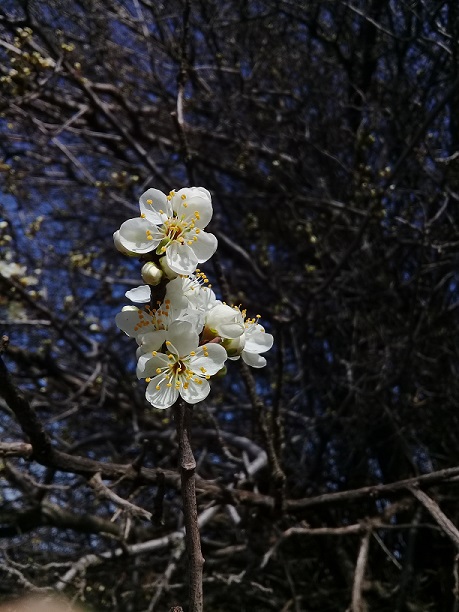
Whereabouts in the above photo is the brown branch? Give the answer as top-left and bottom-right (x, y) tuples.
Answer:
(240, 361), (286, 514)
(173, 400), (204, 612)
(173, 0), (194, 184)
(286, 466), (459, 512)
(0, 351), (54, 463)
(261, 523), (365, 568)
(6, 347), (459, 524)
(0, 441), (33, 457)
(53, 495), (218, 595)
(351, 530), (371, 612)
(0, 501), (121, 538)
(410, 487), (459, 551)
(88, 472), (152, 522)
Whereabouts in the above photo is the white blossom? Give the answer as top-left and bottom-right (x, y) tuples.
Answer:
(218, 309), (274, 368)
(116, 187), (218, 275)
(115, 183), (273, 409)
(236, 319), (273, 368)
(137, 321), (227, 409)
(166, 272), (219, 315)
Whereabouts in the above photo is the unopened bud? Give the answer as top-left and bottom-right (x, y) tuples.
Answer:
(141, 262), (163, 286)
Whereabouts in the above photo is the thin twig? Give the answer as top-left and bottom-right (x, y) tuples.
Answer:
(173, 0), (194, 184)
(351, 530), (371, 612)
(0, 441), (33, 457)
(0, 353), (54, 463)
(410, 487), (459, 550)
(173, 399), (204, 612)
(89, 472), (152, 522)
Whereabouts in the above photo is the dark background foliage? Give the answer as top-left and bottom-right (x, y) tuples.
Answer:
(1, 0), (459, 610)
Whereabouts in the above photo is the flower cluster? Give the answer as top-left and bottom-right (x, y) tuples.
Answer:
(114, 187), (273, 409)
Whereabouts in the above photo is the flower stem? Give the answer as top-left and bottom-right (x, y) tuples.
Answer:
(174, 400), (204, 612)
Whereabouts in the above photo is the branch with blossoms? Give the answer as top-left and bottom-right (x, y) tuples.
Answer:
(113, 186), (273, 611)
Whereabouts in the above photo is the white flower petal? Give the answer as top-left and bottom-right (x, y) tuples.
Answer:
(166, 242), (199, 275)
(125, 285), (151, 303)
(244, 329), (273, 354)
(137, 351), (170, 378)
(113, 230), (138, 256)
(115, 307), (142, 337)
(190, 231), (218, 263)
(172, 187), (213, 228)
(139, 188), (171, 224)
(194, 187), (211, 199)
(115, 307), (157, 337)
(159, 256), (179, 279)
(166, 320), (198, 357)
(190, 343), (227, 375)
(206, 304), (245, 339)
(135, 330), (168, 358)
(241, 352), (267, 368)
(146, 376), (179, 409)
(164, 276), (187, 302)
(118, 218), (162, 254)
(180, 378), (210, 404)
(198, 286), (219, 311)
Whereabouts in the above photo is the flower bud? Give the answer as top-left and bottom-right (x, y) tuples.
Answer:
(141, 262), (163, 286)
